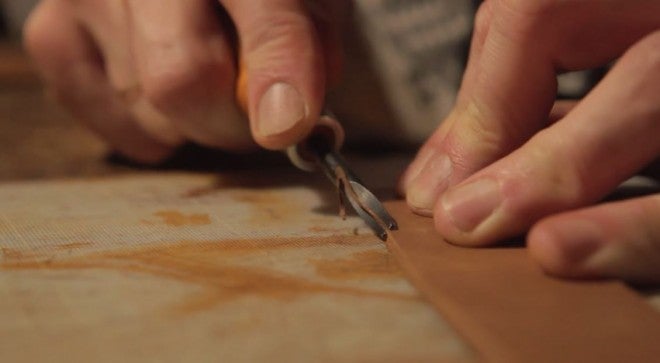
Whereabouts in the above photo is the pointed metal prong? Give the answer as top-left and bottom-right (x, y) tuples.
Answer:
(348, 181), (398, 231)
(310, 139), (398, 241)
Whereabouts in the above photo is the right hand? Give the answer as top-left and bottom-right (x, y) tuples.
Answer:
(399, 0), (660, 283)
(24, 0), (349, 163)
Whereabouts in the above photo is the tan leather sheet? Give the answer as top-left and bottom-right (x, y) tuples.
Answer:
(384, 200), (660, 362)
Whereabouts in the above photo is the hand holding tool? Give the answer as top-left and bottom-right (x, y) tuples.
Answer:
(236, 68), (397, 240)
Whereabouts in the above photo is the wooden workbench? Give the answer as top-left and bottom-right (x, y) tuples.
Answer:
(0, 43), (475, 362)
(1, 43), (658, 362)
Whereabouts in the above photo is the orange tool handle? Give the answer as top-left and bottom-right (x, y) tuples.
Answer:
(235, 65), (249, 118)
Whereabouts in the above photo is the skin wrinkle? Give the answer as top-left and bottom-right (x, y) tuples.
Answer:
(468, 33), (557, 154)
(239, 12), (318, 64)
(628, 198), (660, 261)
(522, 133), (587, 206)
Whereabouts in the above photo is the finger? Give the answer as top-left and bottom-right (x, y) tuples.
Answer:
(397, 0), (495, 200)
(71, 0), (182, 146)
(127, 0), (253, 150)
(455, 0), (495, 107)
(528, 194), (660, 284)
(403, 0), (660, 214)
(398, 98), (579, 216)
(24, 0), (173, 163)
(69, 0), (135, 91)
(221, 0), (326, 150)
(433, 30), (660, 246)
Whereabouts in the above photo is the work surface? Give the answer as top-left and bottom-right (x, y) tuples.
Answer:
(0, 44), (471, 362)
(0, 44), (658, 362)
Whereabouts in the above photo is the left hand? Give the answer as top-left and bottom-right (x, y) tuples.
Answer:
(399, 0), (660, 283)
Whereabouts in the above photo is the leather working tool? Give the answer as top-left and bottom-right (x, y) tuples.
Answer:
(236, 68), (398, 240)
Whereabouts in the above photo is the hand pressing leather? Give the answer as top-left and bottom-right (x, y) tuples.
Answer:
(24, 0), (348, 163)
(400, 0), (660, 283)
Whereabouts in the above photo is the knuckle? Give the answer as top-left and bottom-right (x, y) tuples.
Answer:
(454, 102), (510, 159)
(497, 133), (587, 226)
(244, 12), (314, 58)
(142, 59), (202, 106)
(141, 52), (230, 108)
(522, 133), (587, 206)
(22, 8), (52, 59)
(638, 195), (660, 239)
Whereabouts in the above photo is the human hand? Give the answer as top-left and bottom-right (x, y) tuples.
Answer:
(24, 0), (348, 163)
(400, 0), (660, 283)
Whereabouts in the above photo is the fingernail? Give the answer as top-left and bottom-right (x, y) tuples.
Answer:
(442, 178), (501, 232)
(257, 82), (306, 137)
(407, 153), (452, 216)
(401, 148), (435, 192)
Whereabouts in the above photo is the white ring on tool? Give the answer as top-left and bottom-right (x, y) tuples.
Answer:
(286, 114), (345, 172)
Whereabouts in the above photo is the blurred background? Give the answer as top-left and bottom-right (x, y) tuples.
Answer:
(0, 0), (116, 181)
(0, 0), (38, 39)
(0, 0), (598, 181)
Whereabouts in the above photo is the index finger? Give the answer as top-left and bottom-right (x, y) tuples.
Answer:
(403, 0), (660, 214)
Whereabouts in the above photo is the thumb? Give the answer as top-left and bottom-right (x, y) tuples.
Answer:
(222, 0), (326, 150)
